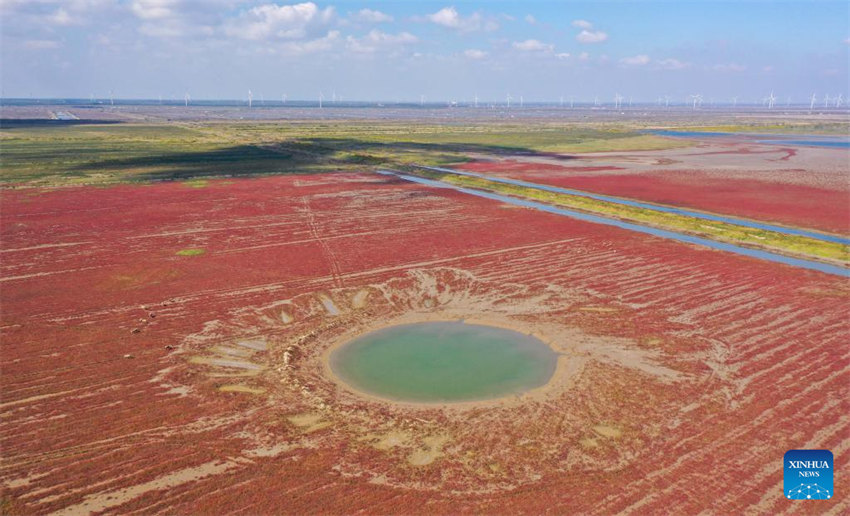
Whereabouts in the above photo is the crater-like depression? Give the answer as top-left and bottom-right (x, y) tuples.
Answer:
(329, 321), (559, 403)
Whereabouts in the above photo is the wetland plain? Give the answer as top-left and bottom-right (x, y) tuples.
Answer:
(1, 103), (848, 514)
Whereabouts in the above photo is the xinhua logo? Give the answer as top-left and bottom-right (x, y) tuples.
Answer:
(784, 450), (833, 500)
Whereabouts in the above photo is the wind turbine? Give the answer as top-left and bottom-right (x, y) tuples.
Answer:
(318, 91), (324, 109)
(506, 93), (512, 108)
(281, 93), (287, 105)
(613, 93), (623, 109)
(809, 93), (816, 110)
(823, 94), (830, 108)
(420, 94), (425, 106)
(665, 95), (670, 108)
(732, 96), (738, 108)
(474, 93), (479, 108)
(90, 93), (95, 104)
(689, 94), (702, 110)
(837, 94), (844, 108)
(594, 95), (599, 107)
(109, 90), (114, 106)
(629, 96), (633, 108)
(519, 95), (524, 108)
(184, 92), (190, 107)
(570, 96), (575, 108)
(767, 91), (776, 109)
(248, 89), (253, 108)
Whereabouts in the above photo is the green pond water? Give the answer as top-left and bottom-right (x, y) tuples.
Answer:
(329, 321), (558, 403)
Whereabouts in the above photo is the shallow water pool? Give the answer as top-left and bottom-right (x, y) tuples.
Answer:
(330, 321), (558, 403)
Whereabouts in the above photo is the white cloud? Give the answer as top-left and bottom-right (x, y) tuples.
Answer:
(7, 0), (114, 26)
(24, 39), (60, 49)
(576, 29), (607, 43)
(129, 1), (242, 39)
(131, 0), (177, 20)
(0, 0), (115, 52)
(712, 63), (745, 72)
(620, 54), (649, 66)
(279, 29), (339, 55)
(138, 22), (184, 38)
(66, 0), (114, 10)
(367, 29), (416, 44)
(656, 58), (689, 70)
(346, 29), (417, 53)
(525, 14), (535, 24)
(572, 19), (593, 29)
(556, 52), (570, 59)
(0, 0), (112, 17)
(425, 6), (497, 32)
(578, 52), (589, 61)
(427, 6), (461, 27)
(48, 8), (76, 25)
(225, 2), (335, 41)
(512, 39), (553, 52)
(463, 48), (487, 59)
(351, 8), (392, 23)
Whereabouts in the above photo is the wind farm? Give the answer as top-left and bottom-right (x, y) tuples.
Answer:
(1, 1), (848, 515)
(14, 89), (850, 113)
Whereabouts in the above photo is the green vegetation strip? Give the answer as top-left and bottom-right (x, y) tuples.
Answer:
(666, 122), (849, 135)
(176, 248), (206, 256)
(411, 169), (849, 265)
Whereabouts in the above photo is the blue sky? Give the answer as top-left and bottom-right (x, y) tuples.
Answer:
(1, 0), (847, 102)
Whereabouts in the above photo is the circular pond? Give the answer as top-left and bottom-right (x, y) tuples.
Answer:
(329, 321), (558, 403)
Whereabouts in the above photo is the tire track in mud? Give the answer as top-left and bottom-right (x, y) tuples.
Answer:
(301, 197), (345, 289)
(23, 237), (580, 326)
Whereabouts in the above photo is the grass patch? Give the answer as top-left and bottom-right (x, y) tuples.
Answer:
(0, 121), (691, 186)
(176, 248), (206, 256)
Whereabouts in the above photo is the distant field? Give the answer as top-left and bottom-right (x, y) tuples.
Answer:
(665, 122), (850, 135)
(0, 121), (689, 186)
(0, 123), (331, 185)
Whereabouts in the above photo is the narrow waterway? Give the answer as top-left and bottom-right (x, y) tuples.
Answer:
(646, 130), (850, 149)
(379, 170), (850, 278)
(417, 165), (850, 246)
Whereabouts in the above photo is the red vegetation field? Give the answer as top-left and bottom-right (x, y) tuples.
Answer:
(1, 172), (848, 514)
(458, 143), (850, 234)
